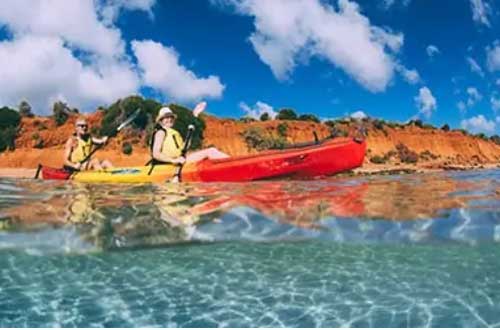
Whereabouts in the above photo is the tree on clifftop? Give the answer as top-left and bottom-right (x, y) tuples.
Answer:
(53, 101), (78, 126)
(260, 112), (270, 121)
(18, 100), (34, 118)
(298, 114), (320, 123)
(0, 107), (21, 152)
(276, 108), (298, 120)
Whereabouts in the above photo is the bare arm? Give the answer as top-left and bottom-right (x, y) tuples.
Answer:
(64, 138), (81, 169)
(152, 130), (184, 164)
(91, 136), (108, 145)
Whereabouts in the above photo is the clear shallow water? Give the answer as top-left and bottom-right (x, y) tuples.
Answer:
(0, 170), (499, 327)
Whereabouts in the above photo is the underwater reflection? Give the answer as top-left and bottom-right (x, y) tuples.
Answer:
(0, 170), (498, 250)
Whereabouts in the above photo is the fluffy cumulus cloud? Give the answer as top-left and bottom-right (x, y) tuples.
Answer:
(382, 0), (412, 10)
(467, 57), (484, 77)
(470, 0), (492, 27)
(466, 87), (483, 107)
(239, 101), (277, 119)
(350, 110), (367, 119)
(457, 101), (467, 113)
(0, 0), (124, 57)
(414, 87), (437, 118)
(426, 45), (440, 58)
(0, 0), (223, 113)
(461, 114), (496, 134)
(0, 35), (139, 114)
(395, 64), (420, 84)
(213, 0), (404, 92)
(491, 95), (500, 112)
(486, 42), (500, 71)
(0, 0), (136, 113)
(97, 0), (157, 25)
(132, 40), (225, 102)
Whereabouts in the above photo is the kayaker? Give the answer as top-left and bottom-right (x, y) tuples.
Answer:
(151, 107), (229, 165)
(64, 118), (113, 171)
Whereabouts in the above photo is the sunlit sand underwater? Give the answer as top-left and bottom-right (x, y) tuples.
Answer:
(0, 170), (499, 327)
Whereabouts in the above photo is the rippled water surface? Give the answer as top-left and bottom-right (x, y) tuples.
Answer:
(0, 170), (499, 327)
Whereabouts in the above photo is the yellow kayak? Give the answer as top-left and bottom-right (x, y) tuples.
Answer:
(40, 138), (367, 183)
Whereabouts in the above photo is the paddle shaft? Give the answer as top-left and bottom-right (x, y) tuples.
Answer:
(79, 109), (141, 169)
(173, 125), (195, 182)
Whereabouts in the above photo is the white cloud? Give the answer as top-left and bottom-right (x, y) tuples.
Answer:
(470, 0), (492, 27)
(239, 101), (277, 119)
(491, 95), (500, 112)
(0, 35), (139, 114)
(350, 110), (367, 119)
(97, 0), (157, 25)
(396, 64), (420, 84)
(0, 0), (124, 57)
(461, 114), (496, 134)
(426, 45), (440, 58)
(466, 87), (483, 107)
(132, 40), (225, 102)
(0, 0), (222, 114)
(466, 57), (484, 77)
(414, 87), (437, 118)
(382, 0), (411, 9)
(214, 0), (404, 92)
(486, 43), (500, 71)
(457, 101), (467, 113)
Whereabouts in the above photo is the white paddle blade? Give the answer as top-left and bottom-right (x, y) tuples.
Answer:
(193, 101), (207, 118)
(117, 109), (141, 132)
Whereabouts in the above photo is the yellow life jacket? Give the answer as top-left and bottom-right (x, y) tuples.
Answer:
(70, 135), (93, 163)
(153, 127), (184, 159)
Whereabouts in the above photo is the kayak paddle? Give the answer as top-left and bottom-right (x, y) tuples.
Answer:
(35, 108), (141, 179)
(80, 108), (141, 169)
(170, 102), (206, 182)
(171, 124), (195, 183)
(147, 101), (207, 178)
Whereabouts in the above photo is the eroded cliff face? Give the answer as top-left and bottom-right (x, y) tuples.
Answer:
(1, 112), (499, 169)
(364, 126), (500, 165)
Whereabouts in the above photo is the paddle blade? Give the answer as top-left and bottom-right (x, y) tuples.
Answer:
(117, 108), (141, 132)
(193, 102), (206, 118)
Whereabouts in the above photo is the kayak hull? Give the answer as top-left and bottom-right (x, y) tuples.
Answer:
(41, 138), (366, 183)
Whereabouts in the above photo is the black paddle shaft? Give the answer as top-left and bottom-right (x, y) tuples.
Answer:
(79, 109), (141, 169)
(174, 125), (195, 182)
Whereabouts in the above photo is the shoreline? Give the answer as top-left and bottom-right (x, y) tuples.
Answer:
(1, 163), (498, 180)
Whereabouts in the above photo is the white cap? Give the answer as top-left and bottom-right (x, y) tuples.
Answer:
(156, 107), (176, 122)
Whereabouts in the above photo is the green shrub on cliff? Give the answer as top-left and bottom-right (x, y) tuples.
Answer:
(298, 114), (320, 123)
(490, 135), (500, 145)
(396, 143), (418, 164)
(18, 101), (34, 118)
(277, 123), (288, 137)
(260, 113), (270, 121)
(276, 108), (298, 120)
(0, 107), (21, 152)
(122, 142), (133, 155)
(242, 127), (286, 151)
(53, 101), (78, 126)
(100, 96), (205, 151)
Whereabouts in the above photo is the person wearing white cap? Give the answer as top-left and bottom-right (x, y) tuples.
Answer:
(150, 105), (229, 166)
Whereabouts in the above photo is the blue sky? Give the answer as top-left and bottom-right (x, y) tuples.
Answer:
(1, 0), (500, 135)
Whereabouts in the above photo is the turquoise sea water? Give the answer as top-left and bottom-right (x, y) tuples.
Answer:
(0, 170), (499, 327)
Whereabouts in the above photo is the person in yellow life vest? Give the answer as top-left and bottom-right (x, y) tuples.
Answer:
(64, 118), (113, 171)
(151, 107), (229, 165)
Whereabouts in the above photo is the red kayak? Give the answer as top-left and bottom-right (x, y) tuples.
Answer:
(39, 137), (366, 183)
